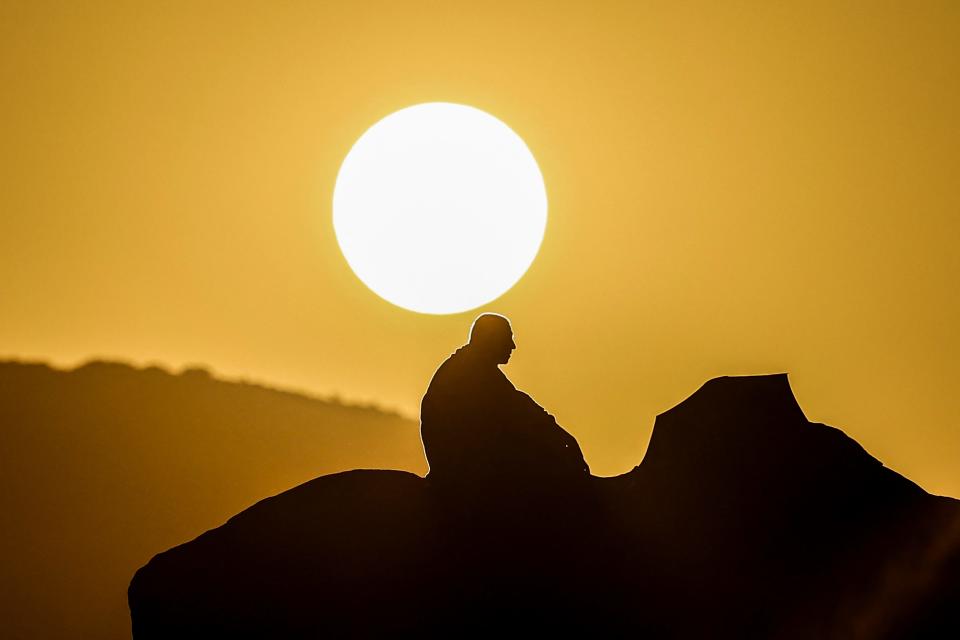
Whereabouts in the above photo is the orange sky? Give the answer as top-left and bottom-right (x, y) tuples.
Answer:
(2, 1), (958, 496)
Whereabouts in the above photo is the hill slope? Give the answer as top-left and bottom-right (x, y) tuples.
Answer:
(130, 374), (960, 639)
(0, 360), (426, 639)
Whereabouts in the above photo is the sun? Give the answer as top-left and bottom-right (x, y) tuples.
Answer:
(332, 102), (547, 315)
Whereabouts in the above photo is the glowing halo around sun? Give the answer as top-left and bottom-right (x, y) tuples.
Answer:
(332, 102), (547, 315)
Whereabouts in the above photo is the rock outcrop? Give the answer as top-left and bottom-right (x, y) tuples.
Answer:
(129, 375), (960, 638)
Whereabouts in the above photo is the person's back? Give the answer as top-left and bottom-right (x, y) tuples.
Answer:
(420, 314), (589, 491)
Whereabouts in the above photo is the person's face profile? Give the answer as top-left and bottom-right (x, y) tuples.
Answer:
(497, 328), (516, 364)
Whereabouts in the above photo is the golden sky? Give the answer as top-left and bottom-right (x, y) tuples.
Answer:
(2, 1), (958, 495)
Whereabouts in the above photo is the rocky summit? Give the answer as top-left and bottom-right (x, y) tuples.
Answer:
(129, 375), (960, 639)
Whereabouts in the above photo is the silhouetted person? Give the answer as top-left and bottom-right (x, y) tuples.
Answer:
(420, 314), (589, 492)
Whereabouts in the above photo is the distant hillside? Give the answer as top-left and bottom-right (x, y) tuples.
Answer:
(0, 360), (426, 639)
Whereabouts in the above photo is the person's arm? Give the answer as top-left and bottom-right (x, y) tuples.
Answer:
(513, 390), (590, 475)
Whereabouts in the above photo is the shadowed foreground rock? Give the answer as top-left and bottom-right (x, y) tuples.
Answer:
(129, 375), (960, 638)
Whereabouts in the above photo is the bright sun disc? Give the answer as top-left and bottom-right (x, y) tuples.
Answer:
(333, 102), (547, 314)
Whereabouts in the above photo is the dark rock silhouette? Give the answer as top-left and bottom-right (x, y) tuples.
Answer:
(129, 373), (960, 639)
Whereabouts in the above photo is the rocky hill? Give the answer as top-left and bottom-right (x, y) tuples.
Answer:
(129, 375), (959, 639)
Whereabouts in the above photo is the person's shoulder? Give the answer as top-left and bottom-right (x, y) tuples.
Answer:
(433, 348), (463, 373)
(426, 347), (466, 385)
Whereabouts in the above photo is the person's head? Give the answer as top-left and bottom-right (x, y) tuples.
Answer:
(467, 313), (516, 364)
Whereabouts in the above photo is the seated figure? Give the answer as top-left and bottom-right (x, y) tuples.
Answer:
(420, 313), (589, 489)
